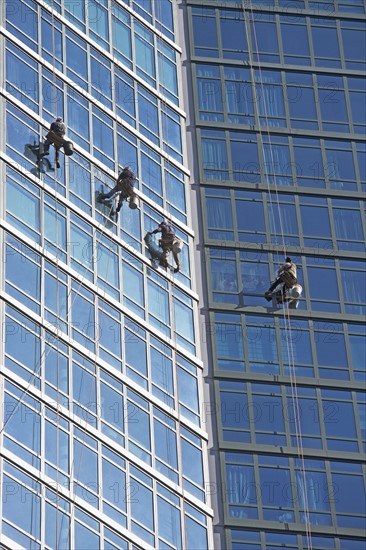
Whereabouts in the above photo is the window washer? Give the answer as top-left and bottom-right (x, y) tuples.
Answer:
(265, 257), (297, 301)
(97, 166), (137, 212)
(148, 221), (182, 273)
(41, 117), (68, 169)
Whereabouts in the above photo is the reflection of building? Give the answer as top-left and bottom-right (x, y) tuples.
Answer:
(1, 2), (213, 549)
(180, 1), (366, 549)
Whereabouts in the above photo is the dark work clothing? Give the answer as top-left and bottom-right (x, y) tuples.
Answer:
(98, 169), (136, 211)
(43, 120), (66, 165)
(152, 223), (175, 239)
(50, 121), (66, 136)
(151, 223), (180, 270)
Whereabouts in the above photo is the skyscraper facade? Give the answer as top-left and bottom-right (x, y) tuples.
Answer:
(180, 0), (366, 549)
(0, 1), (213, 548)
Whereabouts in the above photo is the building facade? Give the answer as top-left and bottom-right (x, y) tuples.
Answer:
(180, 0), (366, 549)
(0, 1), (214, 549)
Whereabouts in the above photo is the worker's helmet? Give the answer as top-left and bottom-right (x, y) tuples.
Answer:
(285, 256), (292, 262)
(56, 116), (63, 121)
(159, 221), (168, 227)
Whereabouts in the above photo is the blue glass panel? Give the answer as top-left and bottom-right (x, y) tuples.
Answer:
(312, 25), (340, 63)
(130, 480), (154, 530)
(3, 473), (41, 540)
(315, 331), (347, 367)
(182, 439), (203, 487)
(112, 8), (132, 67)
(6, 0), (38, 51)
(89, 0), (109, 47)
(185, 517), (207, 550)
(75, 522), (99, 549)
(135, 22), (156, 85)
(66, 32), (87, 88)
(158, 496), (181, 548)
(301, 205), (331, 237)
(6, 44), (38, 112)
(332, 473), (366, 514)
(221, 15), (247, 59)
(281, 23), (310, 63)
(192, 12), (218, 52)
(307, 267), (339, 301)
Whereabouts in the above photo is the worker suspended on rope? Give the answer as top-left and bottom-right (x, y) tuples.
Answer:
(265, 257), (297, 301)
(40, 117), (73, 168)
(147, 221), (182, 273)
(97, 166), (138, 212)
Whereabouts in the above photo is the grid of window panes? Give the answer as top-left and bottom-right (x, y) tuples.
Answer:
(1, 1), (212, 549)
(187, 0), (365, 548)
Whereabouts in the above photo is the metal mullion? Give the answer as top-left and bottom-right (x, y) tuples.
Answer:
(324, 459), (338, 529)
(335, 16), (347, 71)
(245, 381), (256, 449)
(289, 455), (302, 525)
(316, 386), (328, 457)
(300, 254), (312, 311)
(334, 257), (346, 315)
(351, 388), (363, 455)
(327, 197), (339, 258)
(306, 15), (316, 69)
(312, 71), (323, 132)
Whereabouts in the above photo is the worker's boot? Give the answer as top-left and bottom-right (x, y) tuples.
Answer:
(174, 263), (180, 273)
(264, 290), (272, 302)
(97, 193), (107, 202)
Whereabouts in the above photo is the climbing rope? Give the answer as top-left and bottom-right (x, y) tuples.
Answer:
(242, 2), (313, 547)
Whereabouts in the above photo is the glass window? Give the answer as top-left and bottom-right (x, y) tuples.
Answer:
(158, 39), (178, 104)
(89, 0), (109, 48)
(6, 0), (38, 51)
(281, 22), (310, 65)
(287, 77), (318, 130)
(66, 31), (87, 88)
(130, 477), (154, 544)
(5, 307), (41, 387)
(41, 11), (63, 69)
(236, 197), (265, 241)
(315, 330), (347, 368)
(4, 388), (40, 467)
(135, 22), (156, 86)
(342, 26), (366, 70)
(231, 134), (260, 182)
(2, 465), (41, 546)
(256, 71), (285, 128)
(147, 278), (170, 336)
(68, 89), (90, 151)
(90, 49), (112, 109)
(206, 196), (233, 240)
(312, 24), (341, 67)
(6, 41), (39, 112)
(192, 9), (218, 57)
(6, 171), (40, 243)
(93, 107), (114, 169)
(202, 132), (229, 180)
(251, 16), (279, 63)
(224, 66), (254, 125)
(331, 473), (366, 515)
(112, 4), (132, 68)
(318, 76), (349, 131)
(220, 12), (248, 61)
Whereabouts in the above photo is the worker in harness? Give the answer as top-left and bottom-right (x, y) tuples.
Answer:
(265, 257), (297, 301)
(40, 117), (73, 168)
(147, 221), (182, 273)
(97, 167), (137, 212)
